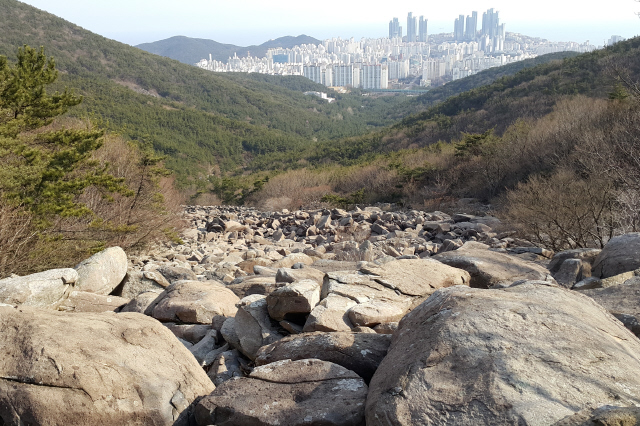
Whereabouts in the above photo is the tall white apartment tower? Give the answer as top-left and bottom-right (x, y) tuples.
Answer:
(418, 16), (428, 43)
(407, 12), (417, 42)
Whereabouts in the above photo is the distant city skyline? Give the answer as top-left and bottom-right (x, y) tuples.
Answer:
(18, 0), (640, 47)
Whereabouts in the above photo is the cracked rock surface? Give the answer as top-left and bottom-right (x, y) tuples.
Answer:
(195, 359), (367, 426)
(365, 284), (640, 425)
(0, 306), (214, 425)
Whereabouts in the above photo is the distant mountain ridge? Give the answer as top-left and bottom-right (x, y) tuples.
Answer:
(136, 35), (321, 65)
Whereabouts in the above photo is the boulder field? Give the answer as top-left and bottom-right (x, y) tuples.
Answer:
(0, 205), (639, 425)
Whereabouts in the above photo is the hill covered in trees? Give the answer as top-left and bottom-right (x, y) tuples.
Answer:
(136, 35), (322, 65)
(0, 0), (593, 189)
(0, 0), (406, 181)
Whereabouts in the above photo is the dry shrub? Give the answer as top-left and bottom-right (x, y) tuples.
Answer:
(503, 170), (616, 251)
(70, 135), (186, 250)
(331, 164), (398, 201)
(191, 192), (222, 207)
(247, 169), (333, 210)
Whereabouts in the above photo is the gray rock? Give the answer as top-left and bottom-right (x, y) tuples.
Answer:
(266, 279), (320, 321)
(593, 233), (640, 278)
(56, 291), (129, 313)
(347, 301), (406, 327)
(366, 284), (640, 425)
(150, 281), (239, 324)
(434, 246), (555, 288)
(0, 306), (214, 425)
(553, 405), (640, 426)
(579, 280), (640, 337)
(359, 258), (470, 298)
(234, 294), (284, 360)
(255, 331), (391, 383)
(194, 359), (367, 426)
(75, 246), (128, 295)
(121, 291), (161, 314)
(0, 268), (77, 308)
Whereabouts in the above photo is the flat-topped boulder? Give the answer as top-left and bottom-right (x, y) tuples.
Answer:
(0, 306), (214, 425)
(358, 258), (471, 297)
(255, 331), (391, 383)
(0, 268), (77, 308)
(149, 280), (239, 324)
(195, 359), (367, 426)
(434, 245), (555, 288)
(366, 284), (640, 425)
(579, 279), (640, 337)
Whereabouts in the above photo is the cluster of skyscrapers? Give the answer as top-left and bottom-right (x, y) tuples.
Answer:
(195, 8), (598, 90)
(391, 13), (428, 43)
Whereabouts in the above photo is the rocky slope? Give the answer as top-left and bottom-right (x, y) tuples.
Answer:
(1, 205), (639, 425)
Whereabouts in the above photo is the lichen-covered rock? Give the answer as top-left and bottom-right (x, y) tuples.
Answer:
(195, 359), (367, 426)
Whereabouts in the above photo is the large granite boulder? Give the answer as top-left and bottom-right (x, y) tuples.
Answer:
(115, 270), (167, 299)
(0, 306), (214, 425)
(149, 281), (239, 324)
(554, 405), (640, 426)
(434, 246), (555, 288)
(593, 233), (640, 279)
(266, 279), (321, 321)
(232, 294), (284, 359)
(255, 331), (391, 383)
(359, 258), (471, 297)
(194, 359), (367, 426)
(366, 284), (640, 425)
(579, 279), (640, 337)
(275, 267), (326, 285)
(74, 246), (128, 295)
(0, 268), (77, 308)
(56, 291), (129, 313)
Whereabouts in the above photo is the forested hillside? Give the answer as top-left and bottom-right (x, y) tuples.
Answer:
(0, 0), (405, 180)
(136, 35), (321, 65)
(0, 0), (595, 188)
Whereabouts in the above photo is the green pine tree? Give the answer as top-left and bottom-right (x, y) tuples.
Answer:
(0, 45), (131, 225)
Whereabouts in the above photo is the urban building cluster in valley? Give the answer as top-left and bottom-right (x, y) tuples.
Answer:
(196, 8), (617, 90)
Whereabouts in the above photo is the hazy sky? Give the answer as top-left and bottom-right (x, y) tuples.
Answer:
(19, 0), (640, 47)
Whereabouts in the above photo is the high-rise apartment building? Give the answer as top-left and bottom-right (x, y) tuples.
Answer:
(389, 17), (402, 39)
(333, 64), (361, 87)
(303, 66), (323, 85)
(465, 11), (478, 40)
(361, 65), (389, 90)
(407, 12), (417, 43)
(454, 15), (465, 41)
(482, 8), (499, 38)
(418, 16), (428, 43)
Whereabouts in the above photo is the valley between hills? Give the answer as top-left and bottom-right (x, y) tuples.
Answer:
(2, 0), (640, 424)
